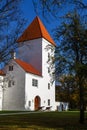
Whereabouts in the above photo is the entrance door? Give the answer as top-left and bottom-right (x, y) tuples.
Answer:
(34, 96), (40, 110)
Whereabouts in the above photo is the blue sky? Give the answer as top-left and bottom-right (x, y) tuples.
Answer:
(21, 0), (36, 24)
(20, 0), (58, 43)
(19, 0), (87, 45)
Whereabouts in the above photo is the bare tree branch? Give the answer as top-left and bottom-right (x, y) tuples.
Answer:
(0, 0), (25, 67)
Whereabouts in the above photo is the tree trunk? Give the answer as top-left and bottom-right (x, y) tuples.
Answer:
(79, 83), (85, 124)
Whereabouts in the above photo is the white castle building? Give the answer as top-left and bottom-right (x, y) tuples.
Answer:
(0, 17), (68, 111)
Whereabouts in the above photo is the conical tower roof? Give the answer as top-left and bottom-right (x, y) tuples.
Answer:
(17, 16), (56, 46)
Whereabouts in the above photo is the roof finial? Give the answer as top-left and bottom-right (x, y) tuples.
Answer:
(10, 50), (16, 59)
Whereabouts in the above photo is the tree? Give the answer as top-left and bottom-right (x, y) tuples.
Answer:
(54, 12), (87, 123)
(32, 0), (87, 19)
(0, 0), (25, 66)
(56, 75), (79, 109)
(33, 0), (87, 124)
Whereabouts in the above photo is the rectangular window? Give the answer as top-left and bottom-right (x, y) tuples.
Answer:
(9, 66), (13, 71)
(29, 101), (31, 107)
(48, 53), (50, 60)
(48, 67), (50, 73)
(8, 80), (11, 87)
(48, 83), (50, 89)
(48, 99), (50, 106)
(12, 81), (15, 85)
(32, 79), (38, 87)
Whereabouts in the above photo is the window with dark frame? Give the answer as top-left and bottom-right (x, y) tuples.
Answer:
(48, 99), (50, 106)
(8, 80), (11, 87)
(48, 83), (50, 89)
(9, 65), (13, 71)
(48, 53), (50, 59)
(32, 79), (38, 87)
(29, 101), (31, 107)
(8, 80), (15, 87)
(48, 67), (50, 73)
(12, 81), (15, 85)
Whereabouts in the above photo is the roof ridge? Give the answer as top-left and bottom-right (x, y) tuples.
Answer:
(35, 16), (43, 37)
(38, 17), (55, 45)
(36, 17), (43, 37)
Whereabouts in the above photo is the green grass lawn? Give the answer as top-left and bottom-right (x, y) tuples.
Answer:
(0, 111), (87, 130)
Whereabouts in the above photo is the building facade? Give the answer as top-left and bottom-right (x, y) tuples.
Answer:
(0, 17), (56, 111)
(0, 17), (68, 111)
(0, 70), (5, 110)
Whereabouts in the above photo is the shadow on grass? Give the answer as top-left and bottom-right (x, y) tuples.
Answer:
(0, 111), (87, 130)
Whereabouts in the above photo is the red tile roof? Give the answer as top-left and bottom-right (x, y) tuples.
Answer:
(0, 70), (5, 76)
(15, 59), (41, 76)
(17, 16), (56, 46)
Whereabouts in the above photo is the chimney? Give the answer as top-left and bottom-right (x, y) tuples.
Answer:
(10, 50), (16, 59)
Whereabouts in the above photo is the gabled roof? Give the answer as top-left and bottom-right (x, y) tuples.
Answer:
(15, 59), (41, 76)
(0, 70), (5, 76)
(17, 16), (56, 46)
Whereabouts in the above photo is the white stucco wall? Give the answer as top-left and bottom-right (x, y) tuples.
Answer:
(25, 73), (55, 111)
(0, 76), (3, 110)
(3, 61), (25, 110)
(18, 38), (42, 74)
(24, 38), (56, 111)
(2, 37), (56, 111)
(55, 102), (69, 111)
(42, 38), (56, 110)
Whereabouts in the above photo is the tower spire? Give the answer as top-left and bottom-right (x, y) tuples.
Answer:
(17, 16), (56, 46)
